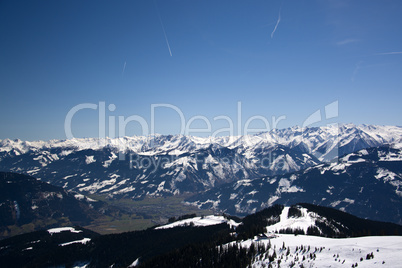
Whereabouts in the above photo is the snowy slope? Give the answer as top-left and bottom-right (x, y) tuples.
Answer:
(47, 227), (92, 246)
(155, 215), (240, 229)
(265, 206), (316, 234)
(47, 227), (83, 235)
(133, 204), (402, 267)
(234, 234), (402, 267)
(226, 203), (402, 267)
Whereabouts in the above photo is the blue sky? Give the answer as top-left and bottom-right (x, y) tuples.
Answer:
(1, 0), (402, 140)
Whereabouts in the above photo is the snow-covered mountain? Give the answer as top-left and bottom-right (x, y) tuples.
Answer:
(186, 144), (402, 224)
(0, 124), (401, 199)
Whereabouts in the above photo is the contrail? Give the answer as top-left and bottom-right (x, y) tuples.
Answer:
(154, 1), (172, 57)
(351, 61), (362, 82)
(271, 8), (281, 39)
(375, 52), (402, 55)
(122, 61), (126, 75)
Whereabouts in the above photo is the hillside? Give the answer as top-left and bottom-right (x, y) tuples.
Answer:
(0, 172), (139, 239)
(0, 204), (401, 267)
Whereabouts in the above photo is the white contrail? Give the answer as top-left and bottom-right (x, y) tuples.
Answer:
(271, 8), (281, 39)
(375, 52), (402, 55)
(154, 1), (172, 57)
(159, 18), (172, 57)
(336, 39), (359, 46)
(351, 61), (362, 82)
(122, 61), (126, 75)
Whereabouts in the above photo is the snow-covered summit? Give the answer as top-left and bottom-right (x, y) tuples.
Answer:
(1, 124), (401, 159)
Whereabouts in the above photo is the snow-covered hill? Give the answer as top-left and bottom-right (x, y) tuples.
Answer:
(129, 204), (402, 267)
(265, 206), (317, 234)
(234, 234), (402, 267)
(1, 124), (401, 200)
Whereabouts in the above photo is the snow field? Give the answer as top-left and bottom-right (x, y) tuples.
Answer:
(47, 227), (82, 234)
(230, 234), (402, 267)
(155, 215), (240, 229)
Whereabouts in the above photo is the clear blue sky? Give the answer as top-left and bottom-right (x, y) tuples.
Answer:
(1, 0), (402, 140)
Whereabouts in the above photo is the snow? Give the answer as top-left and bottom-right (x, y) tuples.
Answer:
(283, 185), (304, 193)
(128, 258), (140, 267)
(343, 198), (355, 204)
(375, 168), (402, 196)
(155, 215), (240, 230)
(2, 124), (402, 201)
(59, 238), (91, 247)
(74, 194), (86, 200)
(277, 179), (304, 193)
(265, 195), (280, 207)
(233, 234), (402, 268)
(79, 178), (117, 194)
(47, 227), (83, 234)
(85, 155), (96, 164)
(234, 179), (253, 190)
(248, 190), (259, 196)
(266, 207), (315, 234)
(72, 261), (90, 268)
(229, 193), (238, 200)
(112, 186), (136, 194)
(74, 194), (96, 202)
(278, 178), (290, 188)
(103, 151), (117, 168)
(379, 148), (402, 161)
(2, 124), (398, 157)
(157, 181), (165, 191)
(26, 168), (40, 174)
(62, 174), (76, 180)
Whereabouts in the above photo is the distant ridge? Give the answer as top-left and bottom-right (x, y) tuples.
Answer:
(1, 124), (402, 223)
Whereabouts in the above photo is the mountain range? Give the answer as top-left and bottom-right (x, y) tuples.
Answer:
(1, 124), (402, 224)
(186, 144), (402, 224)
